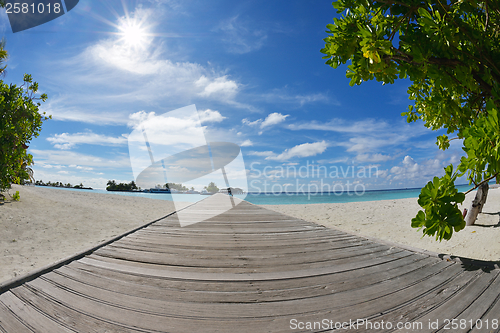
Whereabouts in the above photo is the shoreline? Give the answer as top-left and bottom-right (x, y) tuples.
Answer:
(0, 184), (190, 283)
(1, 184), (499, 284)
(264, 188), (500, 262)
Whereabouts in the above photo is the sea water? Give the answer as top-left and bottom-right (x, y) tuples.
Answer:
(37, 184), (474, 205)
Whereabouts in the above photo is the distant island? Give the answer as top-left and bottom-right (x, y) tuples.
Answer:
(106, 180), (141, 192)
(105, 180), (244, 195)
(34, 180), (92, 190)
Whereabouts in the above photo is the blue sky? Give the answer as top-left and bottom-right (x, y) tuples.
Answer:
(1, 0), (466, 191)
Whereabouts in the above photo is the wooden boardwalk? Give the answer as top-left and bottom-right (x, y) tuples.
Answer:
(1, 194), (499, 332)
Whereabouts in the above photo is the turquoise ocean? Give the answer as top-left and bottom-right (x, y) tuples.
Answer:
(38, 184), (474, 205)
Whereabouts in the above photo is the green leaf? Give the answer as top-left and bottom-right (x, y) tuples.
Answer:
(417, 7), (433, 20)
(321, 0), (500, 242)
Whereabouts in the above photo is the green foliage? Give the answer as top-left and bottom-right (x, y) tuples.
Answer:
(204, 182), (219, 193)
(106, 180), (138, 191)
(12, 190), (20, 201)
(322, 1), (500, 240)
(33, 180), (92, 189)
(412, 166), (465, 241)
(458, 101), (500, 184)
(0, 74), (49, 192)
(166, 183), (188, 191)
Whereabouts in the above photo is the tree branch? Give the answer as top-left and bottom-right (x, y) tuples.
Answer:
(374, 0), (412, 8)
(464, 173), (499, 195)
(471, 70), (493, 96)
(485, 1), (490, 32)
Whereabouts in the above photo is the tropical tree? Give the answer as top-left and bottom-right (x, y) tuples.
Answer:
(166, 183), (188, 191)
(0, 74), (49, 192)
(321, 0), (500, 241)
(205, 182), (219, 193)
(106, 180), (138, 191)
(0, 39), (7, 76)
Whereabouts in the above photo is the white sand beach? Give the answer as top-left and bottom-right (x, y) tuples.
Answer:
(0, 185), (190, 283)
(265, 187), (500, 262)
(1, 184), (499, 284)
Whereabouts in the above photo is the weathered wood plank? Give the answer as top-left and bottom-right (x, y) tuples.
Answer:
(50, 255), (435, 304)
(60, 253), (427, 295)
(0, 193), (498, 333)
(0, 296), (33, 333)
(0, 291), (73, 333)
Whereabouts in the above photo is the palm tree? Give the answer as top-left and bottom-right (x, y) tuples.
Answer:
(20, 158), (35, 184)
(0, 38), (8, 76)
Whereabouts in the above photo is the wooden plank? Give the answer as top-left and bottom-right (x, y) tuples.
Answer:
(348, 269), (483, 333)
(18, 271), (412, 322)
(45, 256), (437, 305)
(438, 270), (500, 333)
(116, 233), (361, 249)
(0, 291), (73, 333)
(0, 296), (33, 333)
(61, 253), (428, 296)
(23, 261), (462, 320)
(91, 242), (390, 268)
(83, 246), (408, 275)
(461, 272), (500, 333)
(391, 270), (497, 333)
(1, 194), (499, 333)
(76, 248), (411, 280)
(14, 280), (286, 333)
(10, 286), (146, 333)
(106, 237), (374, 256)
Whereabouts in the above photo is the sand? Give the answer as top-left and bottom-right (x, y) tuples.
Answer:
(2, 184), (499, 285)
(0, 184), (190, 284)
(265, 187), (500, 262)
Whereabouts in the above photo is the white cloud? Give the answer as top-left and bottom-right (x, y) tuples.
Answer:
(356, 153), (392, 163)
(74, 165), (94, 171)
(263, 90), (335, 107)
(248, 151), (274, 157)
(242, 112), (289, 134)
(292, 118), (435, 162)
(261, 112), (289, 129)
(43, 9), (245, 126)
(242, 118), (261, 127)
(198, 109), (226, 123)
(31, 168), (119, 189)
(196, 76), (239, 98)
(294, 93), (331, 106)
(41, 164), (66, 169)
(214, 15), (267, 54)
(240, 139), (253, 147)
(41, 101), (131, 125)
(288, 118), (387, 133)
(85, 39), (240, 101)
(266, 141), (328, 161)
(375, 169), (389, 178)
(389, 155), (444, 182)
(316, 157), (349, 164)
(47, 132), (127, 150)
(30, 149), (131, 169)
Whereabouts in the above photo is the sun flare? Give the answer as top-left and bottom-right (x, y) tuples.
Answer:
(118, 18), (148, 48)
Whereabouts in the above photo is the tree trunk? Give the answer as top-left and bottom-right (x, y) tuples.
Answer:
(478, 182), (488, 213)
(465, 182), (489, 226)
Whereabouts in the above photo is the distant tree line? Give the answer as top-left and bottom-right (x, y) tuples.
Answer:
(35, 180), (91, 189)
(165, 183), (189, 191)
(106, 180), (139, 191)
(204, 182), (219, 193)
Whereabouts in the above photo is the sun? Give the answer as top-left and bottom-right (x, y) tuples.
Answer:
(118, 18), (148, 48)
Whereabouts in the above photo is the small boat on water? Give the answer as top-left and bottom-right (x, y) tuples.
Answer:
(200, 189), (214, 195)
(145, 188), (171, 193)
